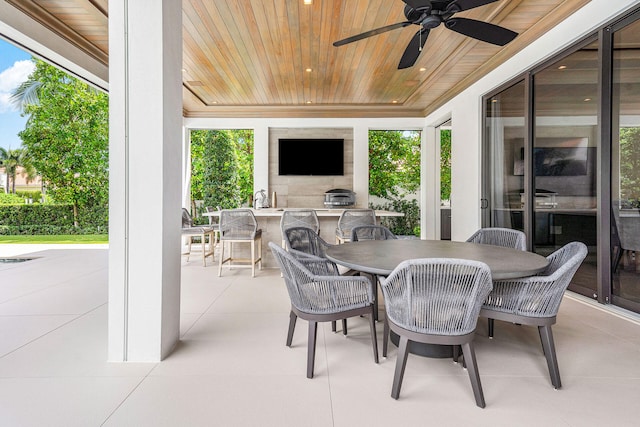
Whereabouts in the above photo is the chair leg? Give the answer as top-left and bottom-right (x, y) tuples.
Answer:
(488, 318), (494, 338)
(372, 274), (379, 321)
(251, 240), (256, 277)
(286, 311), (297, 347)
(382, 318), (389, 358)
(539, 325), (561, 389)
(461, 341), (486, 408)
(368, 309), (379, 364)
(331, 321), (337, 332)
(201, 233), (207, 266)
(391, 335), (410, 399)
(452, 345), (460, 364)
(307, 321), (318, 379)
(342, 319), (347, 336)
(218, 241), (225, 277)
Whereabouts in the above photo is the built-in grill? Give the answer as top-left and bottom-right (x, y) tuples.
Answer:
(324, 188), (356, 208)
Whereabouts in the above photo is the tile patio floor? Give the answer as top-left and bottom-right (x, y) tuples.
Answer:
(0, 244), (639, 426)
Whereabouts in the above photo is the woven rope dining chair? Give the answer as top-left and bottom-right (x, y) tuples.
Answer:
(283, 226), (355, 333)
(350, 225), (397, 242)
(283, 226), (333, 258)
(349, 224), (397, 321)
(480, 241), (587, 389)
(466, 227), (527, 251)
(181, 208), (216, 266)
(218, 209), (262, 277)
(269, 242), (378, 379)
(381, 258), (493, 408)
(335, 209), (376, 244)
(280, 209), (320, 248)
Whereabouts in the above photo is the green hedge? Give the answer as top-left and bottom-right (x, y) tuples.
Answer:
(370, 198), (420, 237)
(0, 204), (107, 235)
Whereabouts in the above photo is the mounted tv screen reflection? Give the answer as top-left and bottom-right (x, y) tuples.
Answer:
(514, 139), (592, 176)
(534, 147), (589, 176)
(278, 138), (344, 176)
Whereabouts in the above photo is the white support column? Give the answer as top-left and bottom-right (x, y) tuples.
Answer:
(353, 125), (369, 207)
(253, 125), (270, 195)
(422, 126), (438, 240)
(108, 0), (182, 361)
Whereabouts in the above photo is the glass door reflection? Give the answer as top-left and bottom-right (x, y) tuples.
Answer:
(612, 18), (640, 312)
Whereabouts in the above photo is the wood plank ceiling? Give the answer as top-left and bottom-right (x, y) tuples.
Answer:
(4, 0), (592, 118)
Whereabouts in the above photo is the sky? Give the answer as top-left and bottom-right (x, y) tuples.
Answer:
(0, 38), (34, 150)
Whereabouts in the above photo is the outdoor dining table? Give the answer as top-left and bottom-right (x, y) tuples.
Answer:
(325, 239), (549, 357)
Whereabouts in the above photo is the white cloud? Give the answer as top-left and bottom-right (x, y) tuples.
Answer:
(0, 60), (35, 113)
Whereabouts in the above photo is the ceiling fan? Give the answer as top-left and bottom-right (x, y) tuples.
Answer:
(333, 0), (518, 69)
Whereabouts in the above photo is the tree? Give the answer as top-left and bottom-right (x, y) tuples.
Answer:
(440, 129), (451, 202)
(368, 130), (421, 199)
(0, 147), (36, 194)
(191, 130), (244, 212)
(368, 130), (421, 236)
(190, 129), (254, 218)
(11, 59), (109, 226)
(228, 129), (254, 205)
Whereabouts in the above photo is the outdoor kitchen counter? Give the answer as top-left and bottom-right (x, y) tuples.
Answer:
(202, 208), (403, 219)
(203, 209), (404, 270)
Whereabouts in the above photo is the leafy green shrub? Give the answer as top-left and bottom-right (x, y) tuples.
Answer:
(15, 190), (42, 202)
(0, 192), (24, 205)
(370, 198), (420, 237)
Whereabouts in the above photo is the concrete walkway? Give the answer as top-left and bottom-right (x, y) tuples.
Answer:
(0, 243), (109, 257)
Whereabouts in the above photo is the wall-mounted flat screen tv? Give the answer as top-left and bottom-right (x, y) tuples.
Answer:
(278, 138), (344, 176)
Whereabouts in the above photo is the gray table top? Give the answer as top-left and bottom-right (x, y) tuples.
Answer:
(325, 239), (549, 280)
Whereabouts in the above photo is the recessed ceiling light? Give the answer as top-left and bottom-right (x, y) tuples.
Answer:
(558, 65), (567, 70)
(305, 68), (312, 72)
(584, 98), (591, 102)
(419, 67), (426, 72)
(304, 0), (312, 4)
(306, 100), (312, 104)
(392, 100), (398, 104)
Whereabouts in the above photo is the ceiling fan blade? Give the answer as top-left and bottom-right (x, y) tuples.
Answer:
(402, 0), (432, 9)
(398, 28), (430, 69)
(333, 21), (411, 47)
(447, 0), (499, 13)
(445, 17), (517, 46)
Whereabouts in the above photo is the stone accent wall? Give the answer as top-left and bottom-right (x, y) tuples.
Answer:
(268, 127), (354, 208)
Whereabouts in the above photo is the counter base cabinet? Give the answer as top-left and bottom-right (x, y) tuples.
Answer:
(440, 208), (451, 240)
(552, 213), (597, 247)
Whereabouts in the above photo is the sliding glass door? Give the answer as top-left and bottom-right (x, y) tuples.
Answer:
(611, 17), (640, 312)
(483, 81), (526, 236)
(532, 41), (600, 297)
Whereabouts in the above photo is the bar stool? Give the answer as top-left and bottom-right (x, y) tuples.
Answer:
(218, 209), (262, 277)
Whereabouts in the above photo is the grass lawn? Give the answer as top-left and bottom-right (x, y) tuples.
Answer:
(0, 235), (109, 244)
